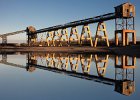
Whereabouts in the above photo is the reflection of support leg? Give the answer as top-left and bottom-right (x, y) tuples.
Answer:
(115, 62), (135, 96)
(60, 56), (69, 70)
(69, 55), (80, 72)
(115, 55), (136, 69)
(95, 54), (109, 77)
(2, 54), (7, 62)
(80, 54), (92, 74)
(27, 54), (37, 72)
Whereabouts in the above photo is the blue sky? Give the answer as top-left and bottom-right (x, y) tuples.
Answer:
(0, 0), (140, 43)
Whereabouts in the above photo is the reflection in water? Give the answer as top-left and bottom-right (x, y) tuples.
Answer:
(0, 53), (137, 96)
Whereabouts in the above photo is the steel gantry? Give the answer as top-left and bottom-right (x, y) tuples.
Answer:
(26, 2), (136, 47)
(0, 2), (136, 47)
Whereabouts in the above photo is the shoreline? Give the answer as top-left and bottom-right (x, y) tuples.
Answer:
(0, 45), (140, 57)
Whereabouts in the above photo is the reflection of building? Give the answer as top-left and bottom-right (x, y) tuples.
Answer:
(114, 55), (136, 96)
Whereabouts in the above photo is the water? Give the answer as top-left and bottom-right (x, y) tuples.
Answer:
(0, 52), (139, 100)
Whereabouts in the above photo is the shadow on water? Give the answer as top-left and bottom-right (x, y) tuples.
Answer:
(0, 52), (137, 96)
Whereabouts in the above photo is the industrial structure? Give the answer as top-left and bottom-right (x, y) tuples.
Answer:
(0, 2), (136, 47)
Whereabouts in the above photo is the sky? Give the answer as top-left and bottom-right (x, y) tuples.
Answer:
(0, 0), (140, 43)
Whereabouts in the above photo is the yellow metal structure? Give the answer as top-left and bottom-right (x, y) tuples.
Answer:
(80, 25), (93, 46)
(46, 31), (54, 46)
(94, 22), (109, 47)
(115, 30), (136, 46)
(53, 30), (61, 46)
(115, 3), (136, 46)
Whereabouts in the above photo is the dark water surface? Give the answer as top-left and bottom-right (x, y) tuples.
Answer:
(0, 52), (139, 100)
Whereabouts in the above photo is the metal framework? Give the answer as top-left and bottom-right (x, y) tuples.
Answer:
(0, 2), (136, 47)
(26, 53), (136, 96)
(0, 53), (136, 96)
(115, 2), (136, 46)
(95, 54), (109, 77)
(27, 13), (115, 47)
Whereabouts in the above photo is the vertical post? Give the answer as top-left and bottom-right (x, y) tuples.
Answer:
(122, 55), (125, 67)
(115, 32), (119, 46)
(125, 33), (129, 45)
(122, 30), (126, 46)
(132, 31), (136, 44)
(133, 17), (135, 30)
(26, 26), (37, 47)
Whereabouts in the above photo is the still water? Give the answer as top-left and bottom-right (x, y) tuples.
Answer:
(0, 52), (139, 100)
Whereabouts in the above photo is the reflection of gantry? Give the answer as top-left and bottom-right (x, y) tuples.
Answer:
(0, 53), (25, 68)
(26, 53), (136, 96)
(0, 53), (136, 96)
(80, 54), (92, 74)
(115, 55), (136, 96)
